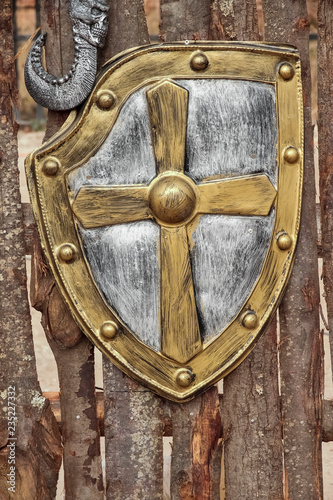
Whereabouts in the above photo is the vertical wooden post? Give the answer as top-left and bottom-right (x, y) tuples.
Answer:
(0, 2), (62, 498)
(100, 2), (164, 499)
(30, 2), (104, 498)
(160, 3), (223, 499)
(262, 1), (324, 498)
(209, 2), (284, 498)
(318, 0), (333, 379)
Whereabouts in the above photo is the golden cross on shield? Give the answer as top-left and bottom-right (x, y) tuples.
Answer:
(26, 42), (303, 401)
(72, 79), (277, 363)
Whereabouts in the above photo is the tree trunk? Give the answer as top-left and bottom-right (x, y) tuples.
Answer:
(0, 2), (62, 498)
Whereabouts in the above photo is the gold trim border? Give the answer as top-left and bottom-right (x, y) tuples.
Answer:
(25, 42), (303, 402)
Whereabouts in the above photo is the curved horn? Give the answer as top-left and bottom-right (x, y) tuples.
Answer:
(24, 0), (109, 111)
(24, 33), (97, 111)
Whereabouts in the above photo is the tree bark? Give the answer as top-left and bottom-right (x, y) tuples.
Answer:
(208, 2), (284, 498)
(0, 2), (62, 498)
(318, 0), (333, 383)
(29, 2), (104, 498)
(262, 1), (324, 498)
(99, 3), (164, 499)
(160, 4), (223, 499)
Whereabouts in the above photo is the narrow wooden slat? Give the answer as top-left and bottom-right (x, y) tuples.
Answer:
(146, 80), (188, 174)
(100, 3), (164, 499)
(160, 0), (211, 42)
(160, 225), (201, 362)
(318, 0), (333, 383)
(198, 174), (276, 216)
(208, 1), (284, 499)
(72, 185), (150, 228)
(263, 1), (324, 498)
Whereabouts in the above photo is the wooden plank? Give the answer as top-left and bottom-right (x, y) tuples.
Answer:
(29, 2), (105, 498)
(0, 2), (62, 497)
(160, 3), (223, 498)
(208, 2), (284, 499)
(262, 1), (324, 498)
(99, 3), (164, 499)
(318, 0), (333, 383)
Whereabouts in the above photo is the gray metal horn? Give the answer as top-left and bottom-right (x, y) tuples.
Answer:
(24, 0), (109, 111)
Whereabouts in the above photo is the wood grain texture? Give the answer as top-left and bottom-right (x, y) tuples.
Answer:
(98, 3), (164, 498)
(0, 3), (62, 497)
(209, 2), (284, 499)
(262, 0), (324, 498)
(318, 0), (333, 386)
(161, 226), (201, 362)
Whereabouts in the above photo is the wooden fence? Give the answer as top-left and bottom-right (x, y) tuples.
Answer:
(1, 0), (332, 498)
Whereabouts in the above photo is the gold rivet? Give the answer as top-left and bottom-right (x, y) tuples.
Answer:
(279, 62), (295, 81)
(58, 243), (77, 263)
(96, 90), (116, 110)
(100, 321), (118, 339)
(277, 233), (293, 251)
(284, 147), (300, 164)
(242, 311), (258, 330)
(190, 51), (209, 71)
(42, 157), (60, 176)
(176, 369), (193, 388)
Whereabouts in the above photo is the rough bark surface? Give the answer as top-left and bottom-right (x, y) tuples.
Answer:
(160, 0), (211, 41)
(0, 2), (62, 498)
(28, 2), (104, 499)
(103, 364), (164, 499)
(208, 2), (284, 498)
(222, 320), (283, 499)
(99, 3), (164, 499)
(209, 0), (260, 41)
(169, 387), (222, 500)
(159, 6), (223, 500)
(262, 1), (324, 499)
(318, 0), (333, 383)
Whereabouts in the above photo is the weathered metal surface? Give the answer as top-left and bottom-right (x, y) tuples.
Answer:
(25, 0), (109, 110)
(26, 42), (303, 401)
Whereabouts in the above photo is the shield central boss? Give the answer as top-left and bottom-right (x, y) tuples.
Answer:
(26, 43), (303, 401)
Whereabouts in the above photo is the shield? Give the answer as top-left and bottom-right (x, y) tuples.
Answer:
(26, 42), (303, 401)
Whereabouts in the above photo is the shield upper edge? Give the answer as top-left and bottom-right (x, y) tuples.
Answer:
(25, 42), (303, 402)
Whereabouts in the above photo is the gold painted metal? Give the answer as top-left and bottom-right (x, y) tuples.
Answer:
(284, 146), (300, 164)
(277, 232), (293, 250)
(279, 62), (295, 80)
(100, 321), (118, 339)
(58, 243), (77, 263)
(42, 157), (60, 176)
(242, 311), (259, 330)
(25, 42), (303, 402)
(96, 89), (116, 109)
(190, 51), (209, 71)
(176, 369), (193, 387)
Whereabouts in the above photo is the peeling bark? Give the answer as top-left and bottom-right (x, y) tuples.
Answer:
(262, 1), (324, 498)
(0, 2), (62, 498)
(209, 0), (259, 41)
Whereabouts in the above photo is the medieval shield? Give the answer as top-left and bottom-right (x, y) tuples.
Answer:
(26, 42), (303, 401)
